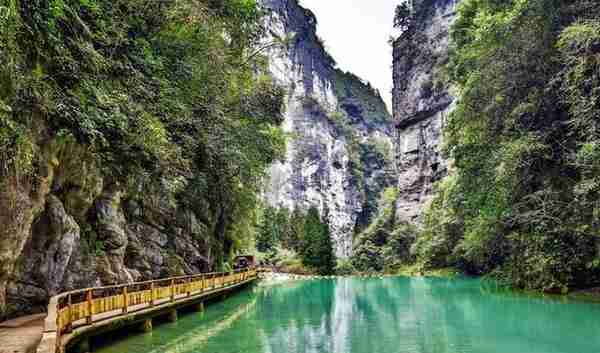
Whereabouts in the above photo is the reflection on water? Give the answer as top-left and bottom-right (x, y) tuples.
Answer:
(94, 277), (600, 353)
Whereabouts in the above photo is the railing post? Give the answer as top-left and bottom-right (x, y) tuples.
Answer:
(170, 279), (175, 302)
(123, 286), (128, 314)
(150, 282), (155, 307)
(66, 294), (73, 333)
(45, 268), (258, 353)
(86, 290), (93, 325)
(56, 309), (62, 346)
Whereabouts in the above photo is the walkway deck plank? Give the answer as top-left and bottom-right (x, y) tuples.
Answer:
(0, 314), (45, 353)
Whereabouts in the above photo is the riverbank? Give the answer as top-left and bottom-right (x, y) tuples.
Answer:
(259, 268), (600, 303)
(569, 288), (600, 302)
(258, 266), (461, 284)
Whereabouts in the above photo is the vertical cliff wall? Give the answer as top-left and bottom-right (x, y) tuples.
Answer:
(0, 139), (222, 318)
(392, 0), (459, 223)
(260, 0), (395, 258)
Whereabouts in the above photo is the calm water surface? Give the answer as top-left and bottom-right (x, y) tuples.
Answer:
(94, 277), (600, 353)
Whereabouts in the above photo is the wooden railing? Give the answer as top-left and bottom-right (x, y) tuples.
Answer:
(39, 267), (257, 353)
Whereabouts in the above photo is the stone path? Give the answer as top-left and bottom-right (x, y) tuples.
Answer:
(0, 314), (45, 353)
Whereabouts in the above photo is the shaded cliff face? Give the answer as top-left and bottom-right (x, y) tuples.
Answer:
(1, 139), (219, 317)
(392, 0), (459, 223)
(260, 0), (394, 258)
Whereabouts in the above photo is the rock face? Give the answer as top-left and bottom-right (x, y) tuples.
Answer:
(392, 0), (459, 223)
(260, 0), (395, 258)
(0, 139), (218, 318)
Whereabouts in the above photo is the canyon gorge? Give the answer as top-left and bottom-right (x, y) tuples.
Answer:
(0, 0), (460, 318)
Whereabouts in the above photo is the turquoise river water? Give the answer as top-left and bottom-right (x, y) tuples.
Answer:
(94, 277), (600, 353)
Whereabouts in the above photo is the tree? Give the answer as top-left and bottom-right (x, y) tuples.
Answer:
(300, 207), (335, 275)
(393, 2), (412, 31)
(256, 206), (280, 253)
(288, 208), (305, 252)
(275, 207), (292, 249)
(351, 188), (415, 272)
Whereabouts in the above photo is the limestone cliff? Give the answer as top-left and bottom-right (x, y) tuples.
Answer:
(260, 0), (395, 258)
(392, 0), (459, 223)
(1, 137), (224, 317)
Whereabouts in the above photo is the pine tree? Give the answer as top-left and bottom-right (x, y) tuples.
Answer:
(256, 206), (278, 252)
(275, 207), (292, 249)
(288, 208), (305, 252)
(301, 207), (335, 275)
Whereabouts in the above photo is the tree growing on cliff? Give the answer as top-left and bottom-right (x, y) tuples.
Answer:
(393, 2), (412, 32)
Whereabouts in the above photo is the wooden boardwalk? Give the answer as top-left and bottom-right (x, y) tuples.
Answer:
(0, 314), (45, 353)
(0, 268), (258, 353)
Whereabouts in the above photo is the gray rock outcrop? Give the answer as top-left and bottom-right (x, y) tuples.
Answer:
(261, 0), (395, 258)
(1, 139), (219, 318)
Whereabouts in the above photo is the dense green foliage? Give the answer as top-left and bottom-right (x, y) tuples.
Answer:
(256, 206), (303, 253)
(256, 205), (335, 275)
(415, 0), (600, 291)
(300, 207), (335, 275)
(352, 188), (416, 272)
(0, 0), (286, 265)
